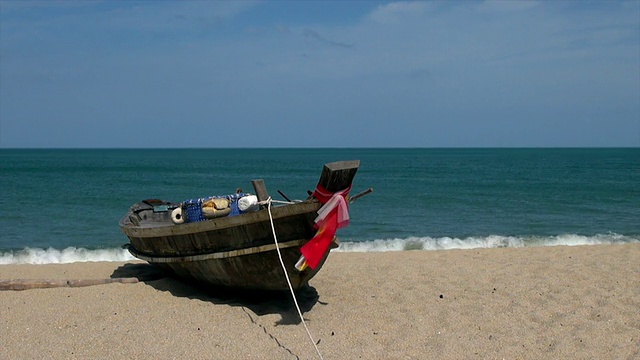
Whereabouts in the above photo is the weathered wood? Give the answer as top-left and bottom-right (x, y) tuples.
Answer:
(349, 187), (374, 204)
(277, 190), (292, 202)
(0, 278), (139, 291)
(123, 202), (320, 255)
(128, 239), (306, 263)
(152, 242), (333, 291)
(251, 179), (269, 202)
(317, 160), (360, 192)
(122, 201), (320, 239)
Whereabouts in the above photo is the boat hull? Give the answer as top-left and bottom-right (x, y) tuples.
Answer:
(128, 238), (331, 290)
(120, 201), (326, 290)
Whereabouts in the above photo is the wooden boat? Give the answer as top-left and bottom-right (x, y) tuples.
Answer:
(119, 160), (363, 291)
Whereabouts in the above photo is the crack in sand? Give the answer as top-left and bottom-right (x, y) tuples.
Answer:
(241, 306), (300, 359)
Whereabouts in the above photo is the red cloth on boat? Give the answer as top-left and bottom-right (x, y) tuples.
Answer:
(300, 184), (351, 269)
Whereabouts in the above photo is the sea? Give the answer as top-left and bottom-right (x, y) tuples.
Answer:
(0, 148), (638, 264)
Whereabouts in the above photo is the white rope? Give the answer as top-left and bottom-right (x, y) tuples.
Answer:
(259, 199), (301, 206)
(266, 197), (324, 360)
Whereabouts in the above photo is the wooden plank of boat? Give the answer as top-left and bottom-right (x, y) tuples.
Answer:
(318, 160), (360, 191)
(123, 203), (318, 257)
(127, 238), (305, 263)
(121, 201), (320, 238)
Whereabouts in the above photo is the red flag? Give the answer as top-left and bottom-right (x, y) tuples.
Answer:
(299, 184), (351, 269)
(300, 210), (340, 269)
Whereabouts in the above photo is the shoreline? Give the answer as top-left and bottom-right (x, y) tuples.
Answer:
(2, 244), (639, 359)
(2, 234), (639, 265)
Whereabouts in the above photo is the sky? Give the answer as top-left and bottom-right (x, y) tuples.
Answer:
(0, 0), (638, 148)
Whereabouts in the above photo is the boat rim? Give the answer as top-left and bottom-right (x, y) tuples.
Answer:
(120, 200), (321, 238)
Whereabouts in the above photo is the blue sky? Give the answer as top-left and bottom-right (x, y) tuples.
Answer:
(1, 0), (638, 148)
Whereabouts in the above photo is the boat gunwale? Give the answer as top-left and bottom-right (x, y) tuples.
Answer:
(119, 200), (321, 238)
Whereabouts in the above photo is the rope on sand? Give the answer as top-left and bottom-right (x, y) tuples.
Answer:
(266, 197), (324, 360)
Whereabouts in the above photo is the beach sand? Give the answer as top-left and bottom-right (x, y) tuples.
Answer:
(1, 244), (639, 359)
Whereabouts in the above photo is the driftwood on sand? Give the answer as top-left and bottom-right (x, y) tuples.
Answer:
(0, 278), (140, 291)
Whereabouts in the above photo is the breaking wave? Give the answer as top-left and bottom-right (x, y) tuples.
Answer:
(336, 233), (640, 252)
(0, 247), (135, 265)
(0, 234), (638, 264)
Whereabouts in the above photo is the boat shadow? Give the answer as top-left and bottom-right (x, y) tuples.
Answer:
(111, 262), (322, 325)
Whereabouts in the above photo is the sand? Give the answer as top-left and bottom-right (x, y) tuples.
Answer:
(1, 244), (639, 359)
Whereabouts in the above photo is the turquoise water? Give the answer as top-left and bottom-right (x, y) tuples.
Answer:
(1, 148), (638, 263)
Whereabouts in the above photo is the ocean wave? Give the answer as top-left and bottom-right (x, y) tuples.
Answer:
(1, 234), (638, 264)
(0, 247), (135, 265)
(336, 233), (640, 252)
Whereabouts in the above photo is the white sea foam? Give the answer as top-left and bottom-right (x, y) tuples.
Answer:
(0, 247), (135, 265)
(0, 234), (638, 264)
(335, 233), (640, 252)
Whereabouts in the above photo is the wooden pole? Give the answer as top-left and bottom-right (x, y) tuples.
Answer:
(0, 278), (139, 291)
(251, 179), (270, 202)
(348, 187), (374, 204)
(317, 160), (360, 192)
(277, 190), (292, 202)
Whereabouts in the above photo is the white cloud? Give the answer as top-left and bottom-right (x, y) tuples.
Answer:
(368, 1), (437, 23)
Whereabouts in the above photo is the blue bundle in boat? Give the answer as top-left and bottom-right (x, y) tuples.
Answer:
(182, 193), (247, 223)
